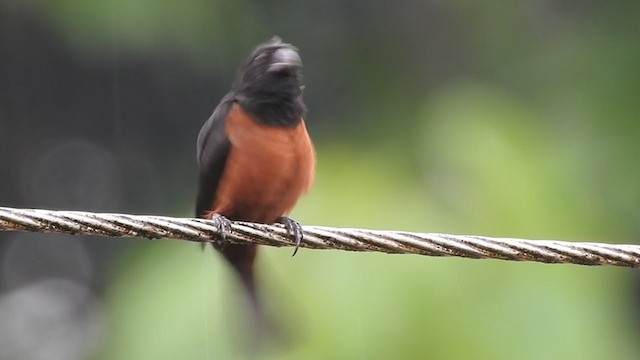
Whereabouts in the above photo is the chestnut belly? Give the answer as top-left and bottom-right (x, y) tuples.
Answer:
(211, 104), (315, 223)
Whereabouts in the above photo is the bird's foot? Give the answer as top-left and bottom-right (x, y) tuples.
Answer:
(205, 211), (233, 247)
(277, 216), (304, 257)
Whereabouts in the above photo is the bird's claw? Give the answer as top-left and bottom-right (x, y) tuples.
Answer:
(278, 216), (304, 256)
(209, 212), (232, 247)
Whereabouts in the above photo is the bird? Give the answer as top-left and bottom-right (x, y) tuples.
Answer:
(195, 37), (315, 332)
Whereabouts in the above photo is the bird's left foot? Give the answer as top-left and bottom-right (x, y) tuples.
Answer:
(277, 216), (304, 256)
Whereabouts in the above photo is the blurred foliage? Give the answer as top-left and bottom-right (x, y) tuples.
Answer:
(1, 0), (640, 359)
(38, 0), (264, 70)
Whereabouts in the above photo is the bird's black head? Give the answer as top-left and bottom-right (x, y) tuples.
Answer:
(232, 37), (306, 127)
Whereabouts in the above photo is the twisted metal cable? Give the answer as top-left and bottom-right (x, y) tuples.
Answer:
(0, 206), (638, 268)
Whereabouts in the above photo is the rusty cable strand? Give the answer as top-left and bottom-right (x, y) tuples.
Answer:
(0, 206), (639, 267)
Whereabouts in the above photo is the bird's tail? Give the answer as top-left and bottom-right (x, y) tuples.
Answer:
(218, 244), (278, 346)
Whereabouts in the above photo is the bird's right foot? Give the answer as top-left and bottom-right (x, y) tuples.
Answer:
(205, 211), (232, 247)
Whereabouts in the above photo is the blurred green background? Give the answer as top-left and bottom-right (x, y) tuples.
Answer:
(1, 1), (640, 359)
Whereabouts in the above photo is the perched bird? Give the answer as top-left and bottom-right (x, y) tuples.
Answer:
(195, 37), (315, 329)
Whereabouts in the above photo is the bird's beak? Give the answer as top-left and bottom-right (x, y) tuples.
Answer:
(268, 47), (302, 73)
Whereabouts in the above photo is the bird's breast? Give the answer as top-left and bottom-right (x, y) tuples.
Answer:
(212, 103), (315, 223)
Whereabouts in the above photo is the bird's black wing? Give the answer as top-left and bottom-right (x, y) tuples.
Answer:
(195, 94), (234, 218)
